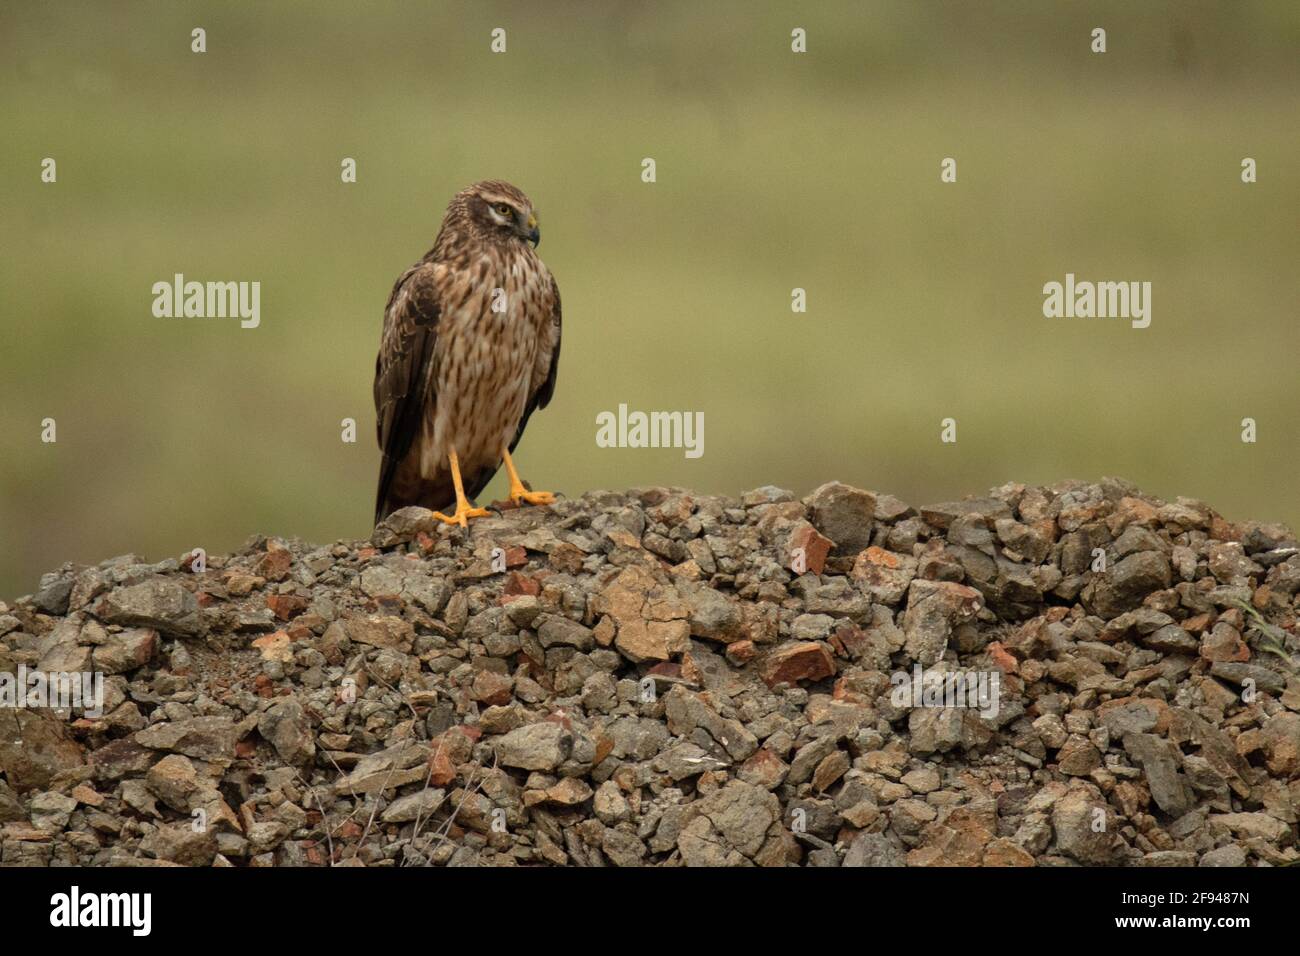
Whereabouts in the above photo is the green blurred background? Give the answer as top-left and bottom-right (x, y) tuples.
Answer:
(2, 1), (1297, 599)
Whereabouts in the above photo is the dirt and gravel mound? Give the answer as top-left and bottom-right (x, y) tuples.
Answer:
(2, 478), (1298, 867)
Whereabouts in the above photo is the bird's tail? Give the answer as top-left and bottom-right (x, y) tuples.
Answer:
(374, 458), (467, 526)
(374, 454), (399, 526)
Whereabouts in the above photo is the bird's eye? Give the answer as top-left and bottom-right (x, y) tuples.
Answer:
(493, 202), (513, 218)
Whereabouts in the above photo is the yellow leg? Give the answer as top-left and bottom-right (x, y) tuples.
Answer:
(502, 448), (556, 507)
(431, 450), (491, 527)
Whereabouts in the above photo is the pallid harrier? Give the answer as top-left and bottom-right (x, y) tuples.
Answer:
(374, 180), (560, 527)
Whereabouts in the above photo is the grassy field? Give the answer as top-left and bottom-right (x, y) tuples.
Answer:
(1, 1), (1297, 598)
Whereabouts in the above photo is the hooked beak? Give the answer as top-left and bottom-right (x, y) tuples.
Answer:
(526, 213), (540, 248)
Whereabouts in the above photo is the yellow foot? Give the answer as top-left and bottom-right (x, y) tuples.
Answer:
(431, 503), (491, 528)
(500, 449), (555, 509)
(511, 487), (556, 508)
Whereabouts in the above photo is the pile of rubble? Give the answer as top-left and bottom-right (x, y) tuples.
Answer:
(1, 478), (1297, 866)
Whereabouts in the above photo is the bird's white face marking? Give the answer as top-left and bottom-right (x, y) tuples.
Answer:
(480, 195), (538, 245)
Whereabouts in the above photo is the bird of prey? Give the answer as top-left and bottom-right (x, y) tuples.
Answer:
(373, 180), (561, 527)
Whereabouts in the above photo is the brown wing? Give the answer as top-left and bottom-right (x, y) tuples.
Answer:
(508, 272), (561, 455)
(373, 263), (441, 523)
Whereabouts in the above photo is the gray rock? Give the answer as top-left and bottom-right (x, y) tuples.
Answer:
(919, 497), (1012, 530)
(92, 628), (158, 675)
(791, 613), (835, 642)
(1199, 845), (1247, 867)
(662, 686), (757, 762)
(807, 481), (876, 555)
(139, 821), (218, 866)
(35, 634), (92, 673)
(145, 754), (204, 812)
(742, 486), (796, 507)
(1123, 733), (1192, 817)
(1143, 850), (1197, 867)
(1052, 788), (1119, 864)
(1209, 662), (1287, 695)
(787, 735), (840, 786)
(0, 711), (85, 791)
(653, 741), (731, 780)
(908, 705), (994, 754)
(495, 722), (572, 771)
(30, 790), (77, 832)
(381, 788), (446, 823)
(1084, 552), (1172, 618)
(247, 820), (290, 852)
(684, 584), (744, 643)
(88, 738), (155, 782)
(1097, 701), (1159, 737)
(1141, 624), (1198, 655)
(95, 578), (203, 638)
(677, 780), (785, 866)
(136, 716), (247, 761)
(536, 615), (595, 651)
(258, 699), (316, 766)
(33, 574), (74, 615)
(902, 579), (982, 666)
(843, 831), (908, 867)
(1209, 812), (1289, 843)
(370, 506), (439, 547)
(601, 827), (648, 867)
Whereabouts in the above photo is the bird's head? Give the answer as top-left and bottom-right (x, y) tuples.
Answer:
(461, 180), (540, 248)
